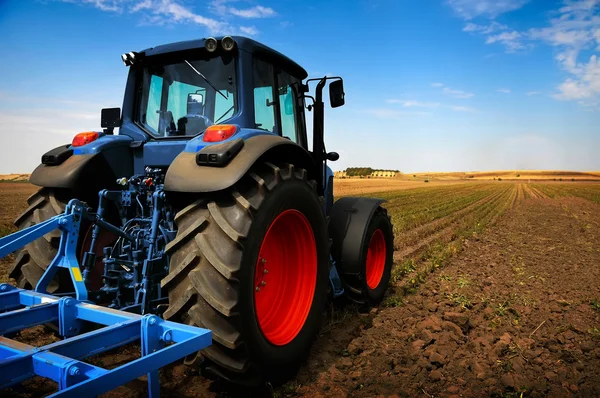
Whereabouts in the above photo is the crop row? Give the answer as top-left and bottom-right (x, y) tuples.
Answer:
(388, 184), (518, 296)
(532, 183), (600, 204)
(381, 184), (505, 234)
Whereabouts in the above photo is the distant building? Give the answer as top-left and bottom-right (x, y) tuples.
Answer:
(370, 170), (398, 178)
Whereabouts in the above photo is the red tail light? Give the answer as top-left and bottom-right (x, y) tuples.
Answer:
(72, 132), (99, 147)
(203, 124), (237, 142)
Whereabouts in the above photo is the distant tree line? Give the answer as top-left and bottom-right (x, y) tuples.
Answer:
(345, 167), (400, 176)
(345, 167), (374, 176)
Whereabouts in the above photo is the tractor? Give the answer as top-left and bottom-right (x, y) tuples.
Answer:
(3, 36), (394, 388)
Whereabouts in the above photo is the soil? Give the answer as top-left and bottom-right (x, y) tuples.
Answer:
(296, 197), (600, 397)
(3, 185), (600, 397)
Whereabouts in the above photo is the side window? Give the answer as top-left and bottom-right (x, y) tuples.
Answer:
(145, 75), (163, 134)
(253, 58), (275, 132)
(278, 71), (298, 143)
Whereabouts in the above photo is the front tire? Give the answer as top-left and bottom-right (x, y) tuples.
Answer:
(162, 162), (329, 384)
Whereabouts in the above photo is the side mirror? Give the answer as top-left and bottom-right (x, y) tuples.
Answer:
(101, 108), (121, 134)
(187, 93), (204, 115)
(329, 80), (345, 108)
(326, 152), (339, 161)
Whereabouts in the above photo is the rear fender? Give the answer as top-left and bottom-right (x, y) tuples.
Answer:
(328, 197), (386, 277)
(30, 136), (133, 195)
(164, 135), (317, 193)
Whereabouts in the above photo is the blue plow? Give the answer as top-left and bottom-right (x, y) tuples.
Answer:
(0, 200), (212, 397)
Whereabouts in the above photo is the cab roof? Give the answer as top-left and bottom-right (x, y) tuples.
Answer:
(140, 36), (308, 80)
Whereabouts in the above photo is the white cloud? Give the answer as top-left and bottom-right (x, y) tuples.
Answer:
(387, 98), (476, 112)
(527, 1), (600, 101)
(365, 108), (432, 119)
(431, 83), (475, 98)
(526, 91), (541, 95)
(65, 0), (124, 12)
(447, 0), (531, 19)
(497, 88), (511, 93)
(454, 0), (600, 105)
(463, 21), (507, 34)
(443, 86), (475, 99)
(239, 26), (259, 36)
(448, 105), (476, 111)
(211, 1), (276, 18)
(60, 0), (276, 34)
(486, 31), (527, 52)
(553, 54), (600, 99)
(463, 21), (528, 52)
(386, 99), (441, 108)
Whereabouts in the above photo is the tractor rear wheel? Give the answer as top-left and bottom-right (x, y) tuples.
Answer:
(8, 188), (70, 292)
(343, 207), (394, 305)
(162, 162), (329, 384)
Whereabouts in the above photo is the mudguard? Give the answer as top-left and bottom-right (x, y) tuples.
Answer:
(328, 197), (386, 277)
(164, 134), (317, 193)
(30, 145), (133, 194)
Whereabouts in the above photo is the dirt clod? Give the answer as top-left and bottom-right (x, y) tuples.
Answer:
(501, 373), (515, 388)
(429, 352), (445, 366)
(430, 369), (443, 381)
(442, 312), (471, 334)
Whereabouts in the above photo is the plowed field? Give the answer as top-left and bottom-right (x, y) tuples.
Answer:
(1, 181), (600, 397)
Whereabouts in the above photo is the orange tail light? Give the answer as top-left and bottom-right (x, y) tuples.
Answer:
(203, 124), (237, 142)
(72, 132), (99, 147)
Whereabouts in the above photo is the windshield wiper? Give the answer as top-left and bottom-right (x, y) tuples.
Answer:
(214, 105), (235, 124)
(184, 60), (228, 100)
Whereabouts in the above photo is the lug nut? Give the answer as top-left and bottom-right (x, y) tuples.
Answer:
(255, 287), (260, 292)
(263, 269), (268, 274)
(261, 281), (266, 286)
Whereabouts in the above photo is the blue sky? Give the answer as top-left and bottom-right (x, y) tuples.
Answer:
(0, 0), (598, 173)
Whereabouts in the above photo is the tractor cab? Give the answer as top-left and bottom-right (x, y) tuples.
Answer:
(116, 36), (313, 148)
(103, 36), (345, 193)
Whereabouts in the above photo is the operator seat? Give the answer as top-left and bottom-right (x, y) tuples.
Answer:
(177, 100), (212, 136)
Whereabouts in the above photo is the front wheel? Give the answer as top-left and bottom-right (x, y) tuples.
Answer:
(162, 162), (329, 384)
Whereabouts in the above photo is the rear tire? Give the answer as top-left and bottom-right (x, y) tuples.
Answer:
(8, 188), (70, 292)
(162, 162), (329, 384)
(342, 207), (394, 305)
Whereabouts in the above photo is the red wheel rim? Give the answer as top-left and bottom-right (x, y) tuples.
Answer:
(365, 229), (386, 289)
(254, 209), (317, 346)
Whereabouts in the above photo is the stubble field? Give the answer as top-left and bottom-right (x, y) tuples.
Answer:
(1, 180), (600, 397)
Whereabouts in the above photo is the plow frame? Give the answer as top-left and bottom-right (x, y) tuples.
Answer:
(0, 285), (212, 397)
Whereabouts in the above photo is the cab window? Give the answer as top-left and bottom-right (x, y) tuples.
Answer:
(278, 71), (299, 143)
(252, 58), (276, 132)
(145, 75), (163, 134)
(138, 55), (237, 137)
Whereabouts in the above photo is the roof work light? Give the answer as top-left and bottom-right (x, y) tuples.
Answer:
(222, 36), (236, 51)
(205, 37), (218, 52)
